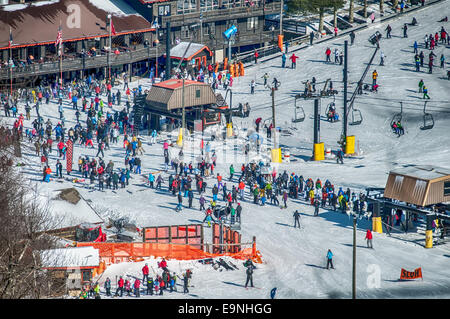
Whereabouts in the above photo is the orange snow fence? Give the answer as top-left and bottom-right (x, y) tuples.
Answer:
(77, 242), (263, 268)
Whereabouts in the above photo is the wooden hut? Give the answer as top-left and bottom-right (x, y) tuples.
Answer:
(383, 166), (450, 207)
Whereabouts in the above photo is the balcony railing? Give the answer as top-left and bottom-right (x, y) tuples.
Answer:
(0, 46), (163, 80)
(164, 1), (281, 26)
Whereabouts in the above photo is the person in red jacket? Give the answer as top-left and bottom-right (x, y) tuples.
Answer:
(115, 276), (124, 297)
(289, 54), (298, 69)
(159, 258), (168, 272)
(134, 279), (141, 297)
(365, 229), (373, 248)
(325, 47), (332, 63)
(254, 50), (259, 64)
(142, 263), (149, 283)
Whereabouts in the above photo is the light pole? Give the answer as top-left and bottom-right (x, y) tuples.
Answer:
(352, 214), (357, 299)
(107, 14), (112, 82)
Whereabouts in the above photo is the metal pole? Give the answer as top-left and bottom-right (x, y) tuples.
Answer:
(352, 216), (357, 299)
(280, 0), (283, 36)
(109, 15), (112, 82)
(343, 40), (348, 140)
(165, 21), (171, 80)
(156, 24), (159, 78)
(271, 87), (277, 149)
(9, 46), (12, 95)
(182, 77), (185, 148)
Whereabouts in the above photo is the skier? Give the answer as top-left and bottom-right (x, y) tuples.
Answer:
(115, 276), (124, 297)
(250, 80), (256, 94)
(326, 249), (334, 269)
(176, 191), (183, 212)
(365, 229), (373, 248)
(243, 258), (255, 288)
(262, 73), (269, 87)
(281, 52), (287, 68)
(289, 53), (298, 69)
(293, 210), (301, 228)
(350, 31), (355, 45)
(385, 25), (392, 39)
(403, 24), (408, 38)
(142, 263), (149, 283)
(104, 277), (111, 296)
(325, 47), (331, 63)
(423, 85), (430, 99)
(314, 198), (320, 216)
(380, 51), (385, 66)
(418, 79), (424, 93)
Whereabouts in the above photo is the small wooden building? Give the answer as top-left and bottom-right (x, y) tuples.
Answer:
(383, 166), (450, 207)
(40, 246), (100, 297)
(147, 79), (217, 111)
(166, 42), (213, 69)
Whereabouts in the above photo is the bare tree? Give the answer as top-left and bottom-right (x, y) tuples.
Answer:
(0, 125), (61, 299)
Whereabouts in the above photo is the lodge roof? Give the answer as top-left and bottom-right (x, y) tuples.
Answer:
(40, 246), (100, 269)
(0, 0), (153, 50)
(389, 166), (450, 181)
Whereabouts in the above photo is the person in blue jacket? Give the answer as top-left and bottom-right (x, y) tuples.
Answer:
(148, 172), (155, 188)
(281, 52), (287, 68)
(326, 249), (334, 269)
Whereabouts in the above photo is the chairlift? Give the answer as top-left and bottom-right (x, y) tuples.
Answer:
(420, 101), (434, 130)
(349, 107), (363, 125)
(292, 97), (305, 123)
(390, 102), (403, 127)
(325, 96), (339, 122)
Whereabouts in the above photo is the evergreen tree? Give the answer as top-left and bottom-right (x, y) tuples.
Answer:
(287, 0), (345, 33)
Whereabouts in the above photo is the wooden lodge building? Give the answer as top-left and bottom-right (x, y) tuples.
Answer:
(383, 166), (450, 208)
(0, 0), (282, 90)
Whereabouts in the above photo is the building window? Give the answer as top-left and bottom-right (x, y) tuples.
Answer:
(81, 270), (91, 283)
(177, 0), (197, 14)
(204, 22), (215, 35)
(196, 89), (201, 98)
(247, 17), (258, 30)
(181, 26), (190, 38)
(158, 5), (171, 16)
(444, 181), (450, 196)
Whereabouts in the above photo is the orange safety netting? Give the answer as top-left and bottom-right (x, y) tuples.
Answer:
(77, 242), (263, 272)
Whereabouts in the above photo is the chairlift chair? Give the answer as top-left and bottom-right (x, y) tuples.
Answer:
(420, 101), (434, 130)
(349, 107), (363, 125)
(390, 102), (403, 127)
(292, 97), (305, 123)
(325, 96), (339, 122)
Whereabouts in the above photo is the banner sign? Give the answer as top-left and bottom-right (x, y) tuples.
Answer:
(400, 267), (422, 280)
(66, 139), (73, 173)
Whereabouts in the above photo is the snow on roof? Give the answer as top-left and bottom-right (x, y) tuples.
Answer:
(40, 246), (99, 268)
(88, 0), (143, 17)
(390, 166), (450, 181)
(43, 190), (104, 229)
(169, 42), (211, 60)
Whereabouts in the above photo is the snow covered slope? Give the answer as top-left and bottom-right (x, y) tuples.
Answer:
(6, 0), (450, 299)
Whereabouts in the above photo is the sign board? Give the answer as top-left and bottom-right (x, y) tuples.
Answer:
(215, 49), (224, 64)
(400, 267), (423, 280)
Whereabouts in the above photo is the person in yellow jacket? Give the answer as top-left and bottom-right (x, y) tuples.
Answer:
(372, 70), (378, 87)
(309, 189), (315, 205)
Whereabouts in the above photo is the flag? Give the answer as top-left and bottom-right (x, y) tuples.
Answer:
(55, 23), (63, 56)
(9, 27), (13, 47)
(110, 17), (116, 36)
